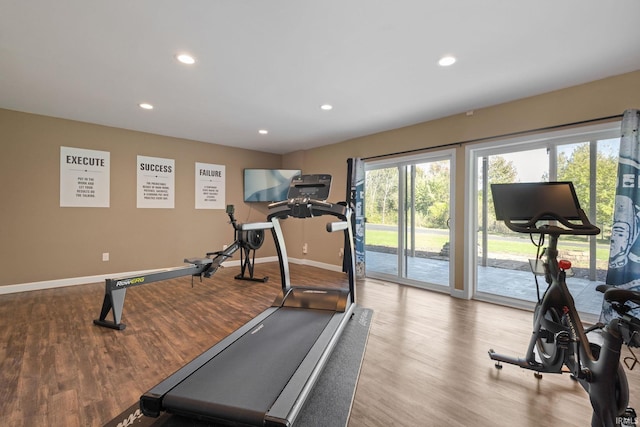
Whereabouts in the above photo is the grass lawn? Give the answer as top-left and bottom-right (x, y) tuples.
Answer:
(365, 228), (610, 261)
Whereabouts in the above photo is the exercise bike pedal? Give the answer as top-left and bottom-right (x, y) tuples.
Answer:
(569, 368), (592, 382)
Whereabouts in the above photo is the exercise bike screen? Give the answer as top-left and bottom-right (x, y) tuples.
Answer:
(491, 182), (582, 221)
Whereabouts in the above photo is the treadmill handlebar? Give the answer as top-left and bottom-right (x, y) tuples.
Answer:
(239, 222), (274, 231)
(267, 198), (348, 220)
(326, 221), (348, 232)
(268, 199), (290, 209)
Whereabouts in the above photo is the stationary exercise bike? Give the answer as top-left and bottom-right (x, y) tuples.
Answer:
(487, 182), (639, 427)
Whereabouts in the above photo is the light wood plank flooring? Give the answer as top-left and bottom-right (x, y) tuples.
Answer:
(0, 263), (638, 426)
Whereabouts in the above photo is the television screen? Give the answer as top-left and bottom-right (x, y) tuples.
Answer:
(491, 182), (582, 221)
(243, 169), (301, 202)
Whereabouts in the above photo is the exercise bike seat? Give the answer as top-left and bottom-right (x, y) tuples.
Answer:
(598, 284), (640, 306)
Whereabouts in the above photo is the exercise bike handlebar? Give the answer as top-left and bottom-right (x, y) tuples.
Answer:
(601, 286), (640, 307)
(503, 208), (600, 236)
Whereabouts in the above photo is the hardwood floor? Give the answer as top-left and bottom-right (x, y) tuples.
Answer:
(0, 263), (638, 426)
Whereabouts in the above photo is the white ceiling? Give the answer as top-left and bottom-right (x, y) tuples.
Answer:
(2, 1), (640, 155)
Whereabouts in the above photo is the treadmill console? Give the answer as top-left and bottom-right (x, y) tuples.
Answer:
(287, 174), (332, 201)
(267, 174), (342, 219)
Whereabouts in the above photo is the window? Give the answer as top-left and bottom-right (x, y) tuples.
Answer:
(365, 149), (456, 293)
(466, 123), (621, 320)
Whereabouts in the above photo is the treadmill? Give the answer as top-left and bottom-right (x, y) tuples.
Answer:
(140, 174), (356, 427)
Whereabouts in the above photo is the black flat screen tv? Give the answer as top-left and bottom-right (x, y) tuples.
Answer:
(243, 169), (301, 202)
(491, 182), (582, 221)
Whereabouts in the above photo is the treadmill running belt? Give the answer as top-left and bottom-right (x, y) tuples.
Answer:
(162, 307), (334, 425)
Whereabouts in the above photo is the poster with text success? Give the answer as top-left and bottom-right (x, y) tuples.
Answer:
(60, 146), (110, 207)
(137, 155), (175, 208)
(195, 162), (225, 209)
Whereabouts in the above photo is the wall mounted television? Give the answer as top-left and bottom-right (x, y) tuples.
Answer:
(243, 169), (301, 202)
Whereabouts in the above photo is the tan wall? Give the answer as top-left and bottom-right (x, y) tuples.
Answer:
(0, 109), (282, 286)
(3, 70), (640, 289)
(284, 70), (640, 291)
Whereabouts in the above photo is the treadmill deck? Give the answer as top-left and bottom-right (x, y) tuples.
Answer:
(162, 307), (335, 425)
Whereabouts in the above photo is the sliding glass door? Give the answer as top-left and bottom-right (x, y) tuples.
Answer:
(365, 150), (455, 291)
(466, 123), (620, 319)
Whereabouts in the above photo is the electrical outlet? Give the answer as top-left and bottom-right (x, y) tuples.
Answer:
(102, 252), (109, 262)
(338, 248), (344, 258)
(223, 244), (228, 250)
(303, 243), (308, 254)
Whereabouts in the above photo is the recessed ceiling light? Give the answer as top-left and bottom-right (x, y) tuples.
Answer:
(320, 104), (333, 111)
(438, 56), (456, 67)
(176, 53), (196, 65)
(258, 129), (269, 135)
(139, 103), (154, 110)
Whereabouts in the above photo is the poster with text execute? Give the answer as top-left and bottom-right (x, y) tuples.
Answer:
(60, 146), (110, 207)
(195, 162), (225, 209)
(137, 155), (175, 208)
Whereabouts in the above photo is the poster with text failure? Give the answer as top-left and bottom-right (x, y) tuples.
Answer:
(195, 163), (225, 209)
(137, 155), (175, 208)
(60, 146), (110, 207)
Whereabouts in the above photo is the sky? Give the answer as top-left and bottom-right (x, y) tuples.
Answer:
(501, 138), (619, 182)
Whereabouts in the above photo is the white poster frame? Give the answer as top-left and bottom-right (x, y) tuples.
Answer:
(195, 163), (225, 209)
(137, 155), (175, 209)
(60, 146), (110, 207)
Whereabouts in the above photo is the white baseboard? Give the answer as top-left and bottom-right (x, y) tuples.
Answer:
(0, 268), (160, 295)
(288, 257), (344, 272)
(0, 256), (344, 295)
